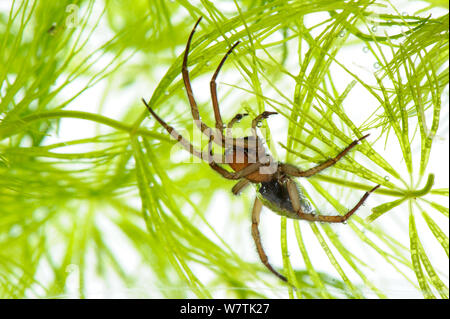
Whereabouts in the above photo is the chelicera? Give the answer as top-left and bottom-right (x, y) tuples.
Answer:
(142, 17), (380, 284)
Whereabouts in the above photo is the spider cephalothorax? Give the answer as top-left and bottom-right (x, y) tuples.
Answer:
(142, 17), (380, 283)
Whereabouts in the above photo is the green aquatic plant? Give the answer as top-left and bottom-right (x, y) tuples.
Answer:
(0, 0), (448, 298)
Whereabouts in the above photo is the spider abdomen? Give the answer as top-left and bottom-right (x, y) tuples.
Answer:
(257, 179), (313, 219)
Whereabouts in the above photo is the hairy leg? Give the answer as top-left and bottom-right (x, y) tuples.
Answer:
(142, 98), (208, 160)
(251, 197), (288, 282)
(182, 17), (222, 146)
(210, 41), (240, 132)
(231, 179), (250, 195)
(286, 178), (380, 222)
(280, 134), (370, 177)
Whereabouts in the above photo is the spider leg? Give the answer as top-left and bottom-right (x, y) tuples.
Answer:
(231, 179), (250, 195)
(207, 134), (263, 179)
(280, 134), (370, 177)
(286, 178), (381, 223)
(251, 197), (288, 282)
(142, 99), (209, 160)
(182, 17), (222, 146)
(210, 41), (241, 132)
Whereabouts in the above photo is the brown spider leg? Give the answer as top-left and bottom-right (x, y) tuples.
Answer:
(183, 19), (251, 150)
(142, 99), (209, 161)
(251, 197), (288, 282)
(207, 134), (263, 179)
(251, 111), (278, 136)
(280, 134), (370, 177)
(286, 178), (381, 222)
(182, 17), (222, 146)
(210, 41), (241, 132)
(231, 179), (250, 195)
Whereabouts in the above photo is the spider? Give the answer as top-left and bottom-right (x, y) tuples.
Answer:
(142, 17), (380, 284)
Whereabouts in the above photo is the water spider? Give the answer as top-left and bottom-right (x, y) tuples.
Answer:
(142, 17), (380, 283)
